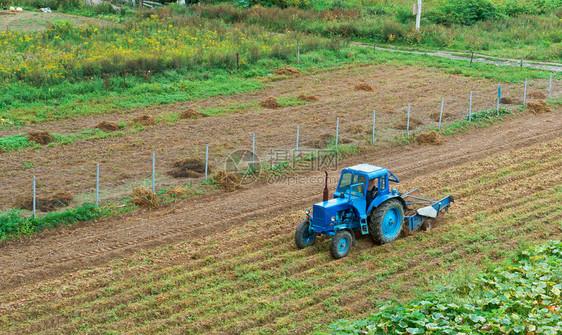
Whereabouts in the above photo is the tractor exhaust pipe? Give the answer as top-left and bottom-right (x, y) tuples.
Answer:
(323, 171), (329, 202)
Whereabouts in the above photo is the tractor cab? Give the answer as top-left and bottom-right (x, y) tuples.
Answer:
(309, 164), (401, 237)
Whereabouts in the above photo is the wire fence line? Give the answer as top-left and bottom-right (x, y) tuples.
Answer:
(13, 74), (557, 217)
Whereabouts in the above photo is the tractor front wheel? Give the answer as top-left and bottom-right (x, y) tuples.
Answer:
(330, 230), (353, 259)
(369, 199), (405, 245)
(295, 221), (316, 249)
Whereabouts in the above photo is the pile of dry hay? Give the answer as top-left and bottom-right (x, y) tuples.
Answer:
(95, 121), (119, 131)
(133, 115), (156, 126)
(180, 109), (204, 119)
(416, 130), (443, 145)
(354, 83), (374, 92)
(527, 100), (553, 115)
(27, 131), (53, 145)
(298, 94), (319, 102)
(273, 67), (300, 76)
(131, 187), (160, 209)
(14, 191), (74, 212)
(168, 158), (211, 178)
(260, 97), (280, 109)
(213, 170), (242, 192)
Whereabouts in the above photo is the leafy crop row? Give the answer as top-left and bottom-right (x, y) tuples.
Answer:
(331, 241), (562, 334)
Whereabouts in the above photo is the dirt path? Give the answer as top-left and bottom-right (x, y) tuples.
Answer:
(359, 44), (562, 72)
(0, 108), (559, 291)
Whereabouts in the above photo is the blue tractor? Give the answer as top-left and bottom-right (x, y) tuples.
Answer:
(295, 164), (454, 259)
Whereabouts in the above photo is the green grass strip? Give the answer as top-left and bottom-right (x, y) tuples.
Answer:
(0, 203), (110, 242)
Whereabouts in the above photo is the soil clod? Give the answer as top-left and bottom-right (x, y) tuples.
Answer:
(308, 134), (333, 149)
(526, 100), (552, 115)
(95, 121), (119, 132)
(528, 91), (546, 99)
(131, 187), (160, 209)
(168, 158), (211, 178)
(260, 97), (280, 109)
(273, 67), (300, 76)
(499, 97), (513, 104)
(213, 170), (242, 192)
(180, 109), (204, 119)
(429, 111), (454, 122)
(354, 83), (374, 92)
(394, 117), (422, 130)
(133, 115), (156, 126)
(14, 191), (74, 212)
(27, 131), (53, 145)
(298, 95), (319, 102)
(416, 130), (443, 145)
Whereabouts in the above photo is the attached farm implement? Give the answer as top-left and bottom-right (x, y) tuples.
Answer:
(295, 164), (454, 259)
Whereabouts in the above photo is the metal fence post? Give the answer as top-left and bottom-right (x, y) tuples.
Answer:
(32, 176), (36, 219)
(335, 117), (339, 152)
(152, 153), (155, 193)
(252, 133), (255, 170)
(371, 110), (376, 145)
(96, 163), (100, 206)
(407, 104), (411, 136)
(523, 79), (528, 107)
(438, 98), (444, 130)
(295, 125), (300, 157)
(548, 73), (552, 102)
(497, 85), (501, 116)
(469, 91), (473, 122)
(205, 143), (209, 182)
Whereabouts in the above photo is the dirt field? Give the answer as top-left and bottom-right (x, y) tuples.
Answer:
(0, 65), (556, 211)
(0, 112), (560, 333)
(0, 63), (560, 333)
(0, 11), (111, 31)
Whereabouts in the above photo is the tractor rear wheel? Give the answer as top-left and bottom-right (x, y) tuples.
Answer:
(369, 199), (405, 245)
(330, 230), (353, 259)
(295, 221), (316, 249)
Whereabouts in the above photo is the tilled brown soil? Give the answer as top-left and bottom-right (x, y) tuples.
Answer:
(1, 65), (554, 211)
(0, 108), (560, 291)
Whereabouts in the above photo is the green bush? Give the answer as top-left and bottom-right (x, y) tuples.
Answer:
(428, 0), (500, 26)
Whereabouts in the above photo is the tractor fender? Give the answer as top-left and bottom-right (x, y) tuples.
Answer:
(367, 194), (406, 216)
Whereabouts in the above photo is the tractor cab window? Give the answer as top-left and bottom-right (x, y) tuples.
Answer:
(380, 175), (387, 192)
(338, 172), (366, 197)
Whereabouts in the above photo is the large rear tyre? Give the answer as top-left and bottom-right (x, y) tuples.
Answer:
(295, 221), (316, 249)
(369, 199), (405, 245)
(330, 230), (353, 259)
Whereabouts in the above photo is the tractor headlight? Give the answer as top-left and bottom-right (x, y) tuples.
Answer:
(331, 216), (336, 222)
(305, 209), (310, 215)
